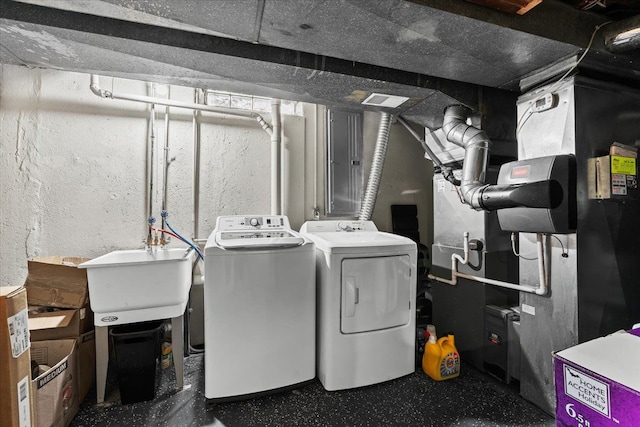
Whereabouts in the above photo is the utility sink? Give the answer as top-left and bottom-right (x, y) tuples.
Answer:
(79, 248), (196, 326)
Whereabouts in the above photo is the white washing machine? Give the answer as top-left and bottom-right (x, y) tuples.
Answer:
(300, 220), (417, 391)
(204, 215), (315, 401)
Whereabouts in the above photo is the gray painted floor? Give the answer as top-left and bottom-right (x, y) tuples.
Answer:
(71, 353), (554, 427)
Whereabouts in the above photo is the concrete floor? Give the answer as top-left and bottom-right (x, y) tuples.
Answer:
(71, 353), (555, 427)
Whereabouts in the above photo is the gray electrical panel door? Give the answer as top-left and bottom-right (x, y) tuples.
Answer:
(326, 109), (363, 216)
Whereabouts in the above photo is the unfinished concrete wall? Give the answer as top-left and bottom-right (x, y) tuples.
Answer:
(0, 65), (306, 286)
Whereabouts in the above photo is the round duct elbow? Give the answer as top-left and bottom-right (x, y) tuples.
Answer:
(442, 105), (491, 210)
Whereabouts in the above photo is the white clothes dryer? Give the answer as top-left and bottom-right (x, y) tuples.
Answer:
(300, 220), (417, 391)
(204, 215), (315, 402)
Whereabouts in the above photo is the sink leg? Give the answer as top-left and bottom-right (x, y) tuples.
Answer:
(95, 325), (109, 404)
(172, 315), (184, 390)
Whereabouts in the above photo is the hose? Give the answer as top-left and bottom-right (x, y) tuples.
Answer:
(359, 113), (391, 221)
(161, 211), (204, 260)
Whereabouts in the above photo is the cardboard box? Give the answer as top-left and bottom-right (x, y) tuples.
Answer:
(76, 330), (96, 404)
(25, 257), (91, 309)
(31, 339), (79, 427)
(609, 142), (638, 158)
(1, 286), (34, 427)
(28, 306), (94, 342)
(554, 329), (640, 427)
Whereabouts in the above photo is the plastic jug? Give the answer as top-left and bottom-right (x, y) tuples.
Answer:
(422, 334), (460, 381)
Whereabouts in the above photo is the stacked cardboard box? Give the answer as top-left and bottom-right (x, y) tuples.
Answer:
(554, 328), (640, 427)
(1, 286), (34, 427)
(30, 339), (79, 427)
(25, 257), (95, 427)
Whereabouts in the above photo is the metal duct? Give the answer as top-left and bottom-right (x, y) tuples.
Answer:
(359, 113), (391, 221)
(441, 105), (490, 210)
(397, 115), (461, 186)
(441, 105), (563, 213)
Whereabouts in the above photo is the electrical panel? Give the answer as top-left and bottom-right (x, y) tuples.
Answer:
(326, 109), (363, 216)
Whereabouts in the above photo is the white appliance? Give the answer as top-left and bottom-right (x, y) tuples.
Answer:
(204, 215), (316, 401)
(299, 220), (417, 391)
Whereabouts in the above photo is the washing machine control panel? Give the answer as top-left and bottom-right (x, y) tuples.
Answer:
(336, 221), (368, 232)
(214, 215), (304, 249)
(215, 215), (290, 231)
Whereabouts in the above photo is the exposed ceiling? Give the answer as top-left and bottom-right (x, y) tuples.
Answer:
(1, 0), (639, 129)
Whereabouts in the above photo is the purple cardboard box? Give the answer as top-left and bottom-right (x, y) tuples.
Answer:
(554, 328), (640, 427)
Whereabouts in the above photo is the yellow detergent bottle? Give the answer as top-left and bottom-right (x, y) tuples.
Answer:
(422, 334), (461, 381)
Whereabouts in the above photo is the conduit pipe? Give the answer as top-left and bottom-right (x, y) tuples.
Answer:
(441, 105), (490, 210)
(271, 99), (281, 215)
(359, 112), (391, 221)
(428, 232), (549, 295)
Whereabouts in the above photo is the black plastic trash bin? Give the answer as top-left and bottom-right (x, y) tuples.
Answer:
(110, 320), (164, 404)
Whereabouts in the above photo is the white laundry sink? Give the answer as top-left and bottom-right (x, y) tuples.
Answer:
(79, 248), (196, 326)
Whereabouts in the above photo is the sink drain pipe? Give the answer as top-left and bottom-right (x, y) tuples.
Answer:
(359, 112), (391, 221)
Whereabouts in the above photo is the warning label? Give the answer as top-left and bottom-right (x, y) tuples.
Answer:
(611, 156), (636, 175)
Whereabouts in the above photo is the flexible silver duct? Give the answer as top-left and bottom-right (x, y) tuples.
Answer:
(441, 105), (490, 210)
(359, 112), (391, 221)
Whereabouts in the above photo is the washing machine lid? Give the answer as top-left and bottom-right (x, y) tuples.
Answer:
(214, 230), (304, 249)
(209, 215), (305, 249)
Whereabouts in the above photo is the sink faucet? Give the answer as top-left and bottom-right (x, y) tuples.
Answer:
(146, 215), (159, 252)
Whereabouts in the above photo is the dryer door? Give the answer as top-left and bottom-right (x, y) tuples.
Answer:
(341, 255), (411, 334)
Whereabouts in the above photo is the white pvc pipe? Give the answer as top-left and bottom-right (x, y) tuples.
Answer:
(146, 85), (156, 245)
(428, 232), (549, 295)
(271, 99), (281, 215)
(90, 74), (274, 133)
(192, 89), (201, 241)
(161, 87), (170, 234)
(534, 233), (548, 295)
(90, 74), (282, 239)
(91, 75), (254, 117)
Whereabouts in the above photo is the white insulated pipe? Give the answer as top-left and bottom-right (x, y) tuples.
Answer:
(428, 232), (549, 295)
(271, 99), (281, 215)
